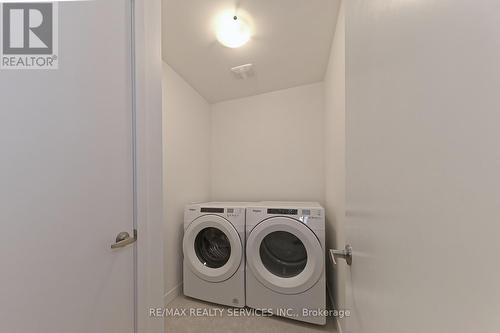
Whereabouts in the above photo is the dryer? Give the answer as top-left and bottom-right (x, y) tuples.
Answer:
(245, 202), (326, 325)
(183, 202), (248, 307)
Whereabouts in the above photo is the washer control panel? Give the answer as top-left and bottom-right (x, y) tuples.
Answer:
(300, 209), (323, 217)
(226, 208), (243, 217)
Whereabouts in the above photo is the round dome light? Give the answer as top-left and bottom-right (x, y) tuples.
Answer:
(215, 14), (251, 48)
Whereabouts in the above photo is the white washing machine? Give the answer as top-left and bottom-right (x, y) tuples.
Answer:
(246, 202), (326, 325)
(183, 202), (249, 307)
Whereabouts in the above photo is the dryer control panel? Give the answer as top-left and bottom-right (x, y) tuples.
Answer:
(264, 208), (323, 217)
(259, 207), (324, 225)
(267, 208), (298, 215)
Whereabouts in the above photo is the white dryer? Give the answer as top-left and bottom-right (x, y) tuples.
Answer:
(183, 202), (248, 307)
(245, 202), (326, 325)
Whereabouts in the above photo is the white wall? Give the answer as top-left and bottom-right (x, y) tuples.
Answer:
(324, 0), (346, 310)
(162, 63), (211, 304)
(210, 83), (325, 202)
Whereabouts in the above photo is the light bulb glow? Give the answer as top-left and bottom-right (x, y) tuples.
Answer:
(215, 13), (251, 48)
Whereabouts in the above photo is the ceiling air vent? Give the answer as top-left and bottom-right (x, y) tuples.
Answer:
(230, 63), (254, 79)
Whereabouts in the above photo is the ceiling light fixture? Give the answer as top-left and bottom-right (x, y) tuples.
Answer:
(215, 13), (252, 48)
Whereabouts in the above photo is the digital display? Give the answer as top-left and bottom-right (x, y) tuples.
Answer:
(201, 207), (225, 213)
(267, 208), (298, 215)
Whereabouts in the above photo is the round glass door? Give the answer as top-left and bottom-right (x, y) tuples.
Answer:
(260, 231), (307, 278)
(195, 227), (231, 268)
(183, 215), (242, 283)
(246, 217), (324, 295)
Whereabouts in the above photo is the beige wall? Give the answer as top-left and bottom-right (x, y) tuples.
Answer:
(324, 0), (346, 309)
(162, 63), (211, 304)
(210, 83), (325, 203)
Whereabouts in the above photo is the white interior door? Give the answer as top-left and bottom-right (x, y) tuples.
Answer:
(344, 1), (500, 332)
(0, 1), (136, 332)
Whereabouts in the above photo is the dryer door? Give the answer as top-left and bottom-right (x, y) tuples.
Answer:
(183, 215), (242, 283)
(246, 217), (324, 295)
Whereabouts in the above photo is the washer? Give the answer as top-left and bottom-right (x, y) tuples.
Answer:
(245, 202), (326, 325)
(183, 202), (249, 307)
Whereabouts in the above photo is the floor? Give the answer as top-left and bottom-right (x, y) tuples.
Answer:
(164, 295), (338, 333)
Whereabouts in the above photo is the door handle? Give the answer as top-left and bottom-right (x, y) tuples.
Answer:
(329, 245), (353, 266)
(111, 229), (137, 249)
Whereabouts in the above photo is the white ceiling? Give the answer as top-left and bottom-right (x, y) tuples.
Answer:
(162, 0), (340, 103)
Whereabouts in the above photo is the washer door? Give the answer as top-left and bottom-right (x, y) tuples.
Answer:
(246, 217), (323, 295)
(183, 215), (242, 283)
